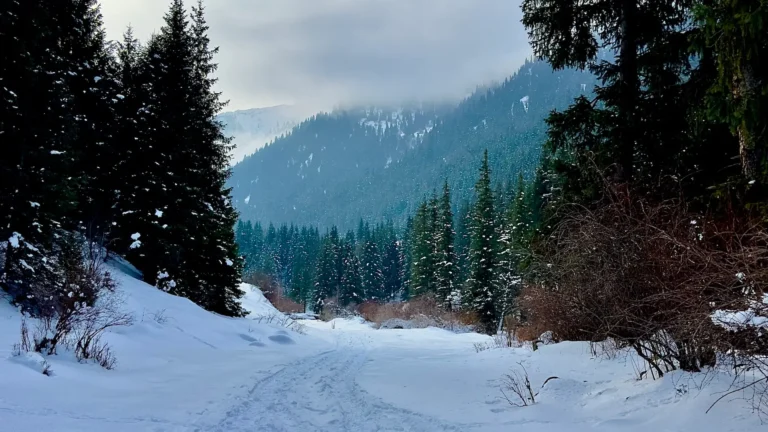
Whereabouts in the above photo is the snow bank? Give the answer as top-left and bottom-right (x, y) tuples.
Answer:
(239, 282), (281, 318)
(0, 264), (329, 431)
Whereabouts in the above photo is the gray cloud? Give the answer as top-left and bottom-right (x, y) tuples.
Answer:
(101, 0), (530, 111)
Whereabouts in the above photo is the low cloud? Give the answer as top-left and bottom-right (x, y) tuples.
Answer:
(101, 0), (530, 111)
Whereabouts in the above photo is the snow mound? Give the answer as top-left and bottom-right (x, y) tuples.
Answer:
(239, 282), (281, 318)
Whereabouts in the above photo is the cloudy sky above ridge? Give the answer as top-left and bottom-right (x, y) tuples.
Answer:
(100, 0), (531, 111)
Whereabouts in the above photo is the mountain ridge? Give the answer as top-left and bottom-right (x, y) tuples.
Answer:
(229, 59), (597, 229)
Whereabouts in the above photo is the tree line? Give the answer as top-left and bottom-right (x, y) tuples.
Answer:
(1, 0), (245, 317)
(236, 150), (543, 334)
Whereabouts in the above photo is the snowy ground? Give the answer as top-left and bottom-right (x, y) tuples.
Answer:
(0, 266), (764, 431)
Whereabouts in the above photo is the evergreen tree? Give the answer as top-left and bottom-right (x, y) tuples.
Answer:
(361, 241), (385, 301)
(338, 241), (362, 305)
(435, 181), (457, 309)
(410, 200), (438, 296)
(696, 0), (768, 194)
(466, 150), (499, 334)
(454, 199), (473, 293)
(400, 216), (414, 300)
(113, 0), (244, 315)
(382, 238), (403, 300)
(1, 0), (81, 307)
(313, 231), (339, 313)
(522, 0), (736, 209)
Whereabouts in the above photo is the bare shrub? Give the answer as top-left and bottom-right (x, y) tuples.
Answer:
(500, 362), (537, 407)
(41, 360), (53, 376)
(12, 317), (32, 357)
(525, 185), (768, 381)
(142, 308), (169, 325)
(76, 334), (117, 370)
(252, 312), (307, 335)
(69, 292), (133, 366)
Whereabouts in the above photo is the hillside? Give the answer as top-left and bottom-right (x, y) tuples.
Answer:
(229, 60), (597, 228)
(218, 105), (314, 163)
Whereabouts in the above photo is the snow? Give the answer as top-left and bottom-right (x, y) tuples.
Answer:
(225, 258), (233, 266)
(239, 283), (281, 318)
(8, 232), (21, 248)
(154, 209), (163, 218)
(0, 266), (324, 431)
(712, 293), (768, 331)
(243, 194), (250, 205)
(129, 233), (141, 249)
(520, 95), (530, 113)
(50, 150), (65, 155)
(0, 265), (763, 431)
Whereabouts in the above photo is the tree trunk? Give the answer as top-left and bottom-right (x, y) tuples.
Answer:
(735, 64), (763, 181)
(617, 0), (639, 183)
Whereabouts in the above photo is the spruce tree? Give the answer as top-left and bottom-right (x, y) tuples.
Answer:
(522, 0), (736, 208)
(1, 0), (81, 308)
(697, 0), (768, 192)
(435, 181), (457, 309)
(467, 150), (499, 334)
(61, 0), (122, 241)
(361, 240), (385, 301)
(382, 238), (403, 300)
(410, 201), (437, 296)
(339, 242), (362, 306)
(312, 227), (340, 313)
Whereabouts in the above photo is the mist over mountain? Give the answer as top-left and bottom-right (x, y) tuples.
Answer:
(229, 60), (596, 229)
(219, 105), (315, 163)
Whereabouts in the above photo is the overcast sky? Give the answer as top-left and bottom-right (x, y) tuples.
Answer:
(100, 0), (531, 112)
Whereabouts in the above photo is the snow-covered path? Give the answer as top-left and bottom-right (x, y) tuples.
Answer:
(2, 271), (764, 432)
(210, 346), (463, 432)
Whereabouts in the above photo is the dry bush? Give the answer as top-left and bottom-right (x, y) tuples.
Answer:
(252, 312), (307, 334)
(500, 362), (538, 407)
(525, 185), (768, 379)
(359, 294), (478, 332)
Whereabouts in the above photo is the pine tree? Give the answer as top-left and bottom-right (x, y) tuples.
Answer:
(1, 0), (81, 308)
(400, 216), (414, 300)
(467, 150), (499, 334)
(339, 241), (362, 306)
(522, 0), (736, 208)
(112, 0), (244, 315)
(61, 0), (122, 241)
(435, 181), (457, 309)
(312, 227), (340, 313)
(495, 173), (525, 321)
(361, 240), (385, 301)
(454, 199), (473, 294)
(382, 238), (403, 300)
(696, 0), (768, 192)
(410, 200), (438, 296)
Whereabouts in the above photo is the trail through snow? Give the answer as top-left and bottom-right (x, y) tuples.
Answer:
(209, 333), (467, 432)
(1, 266), (764, 432)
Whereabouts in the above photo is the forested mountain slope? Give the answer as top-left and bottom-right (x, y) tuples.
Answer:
(229, 60), (596, 228)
